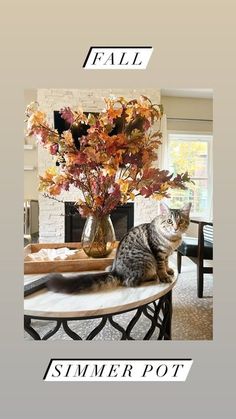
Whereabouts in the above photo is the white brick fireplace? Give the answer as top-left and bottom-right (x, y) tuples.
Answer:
(37, 88), (162, 243)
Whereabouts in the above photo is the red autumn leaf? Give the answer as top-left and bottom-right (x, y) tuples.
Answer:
(140, 186), (153, 198)
(60, 107), (74, 125)
(49, 143), (59, 155)
(123, 152), (143, 167)
(74, 152), (88, 164)
(142, 167), (159, 180)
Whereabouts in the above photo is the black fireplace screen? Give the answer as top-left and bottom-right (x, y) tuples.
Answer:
(65, 202), (134, 242)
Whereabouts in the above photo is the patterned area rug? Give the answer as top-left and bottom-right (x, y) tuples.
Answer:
(171, 256), (213, 340)
(24, 255), (213, 341)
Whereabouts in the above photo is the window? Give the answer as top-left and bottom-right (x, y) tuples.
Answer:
(168, 133), (213, 218)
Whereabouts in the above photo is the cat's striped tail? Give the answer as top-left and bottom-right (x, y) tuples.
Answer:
(45, 271), (119, 293)
(24, 271), (120, 296)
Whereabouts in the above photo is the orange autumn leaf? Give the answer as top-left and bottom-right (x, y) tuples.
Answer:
(103, 165), (117, 176)
(48, 184), (62, 196)
(107, 107), (123, 120)
(152, 192), (166, 200)
(127, 142), (141, 154)
(99, 131), (112, 142)
(85, 146), (101, 163)
(62, 130), (74, 146)
(113, 150), (125, 165)
(136, 105), (152, 119)
(115, 133), (127, 146)
(142, 149), (150, 164)
(28, 110), (46, 126)
(94, 196), (103, 206)
(41, 166), (58, 181)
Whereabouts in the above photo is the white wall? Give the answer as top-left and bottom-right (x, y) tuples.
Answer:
(162, 96), (213, 133)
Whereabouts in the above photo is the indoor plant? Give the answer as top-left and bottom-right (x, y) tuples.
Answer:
(25, 96), (190, 257)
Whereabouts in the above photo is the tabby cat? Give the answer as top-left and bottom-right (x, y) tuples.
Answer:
(41, 202), (191, 294)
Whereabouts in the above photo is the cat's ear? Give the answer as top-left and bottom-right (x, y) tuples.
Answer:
(181, 202), (192, 216)
(160, 202), (170, 215)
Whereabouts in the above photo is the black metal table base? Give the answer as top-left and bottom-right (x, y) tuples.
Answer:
(24, 290), (172, 341)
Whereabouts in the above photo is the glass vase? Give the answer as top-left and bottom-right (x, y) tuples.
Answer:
(81, 215), (116, 258)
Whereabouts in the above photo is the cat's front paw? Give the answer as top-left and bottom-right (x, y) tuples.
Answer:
(166, 267), (174, 276)
(158, 273), (172, 283)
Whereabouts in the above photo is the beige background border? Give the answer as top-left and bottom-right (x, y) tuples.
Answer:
(0, 0), (235, 417)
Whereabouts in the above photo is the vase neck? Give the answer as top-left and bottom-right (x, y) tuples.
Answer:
(90, 214), (111, 220)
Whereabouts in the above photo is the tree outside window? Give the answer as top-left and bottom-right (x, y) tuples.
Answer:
(168, 133), (212, 217)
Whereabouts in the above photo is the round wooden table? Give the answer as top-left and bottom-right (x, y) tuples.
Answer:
(24, 269), (177, 340)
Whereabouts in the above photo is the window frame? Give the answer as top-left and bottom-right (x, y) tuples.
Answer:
(167, 131), (213, 218)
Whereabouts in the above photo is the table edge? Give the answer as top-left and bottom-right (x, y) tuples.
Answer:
(24, 278), (177, 319)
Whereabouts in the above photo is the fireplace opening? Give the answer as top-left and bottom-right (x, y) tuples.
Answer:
(65, 202), (134, 242)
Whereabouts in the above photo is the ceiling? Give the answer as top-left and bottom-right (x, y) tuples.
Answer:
(161, 88), (213, 99)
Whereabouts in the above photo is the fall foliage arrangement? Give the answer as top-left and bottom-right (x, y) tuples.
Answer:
(25, 96), (190, 218)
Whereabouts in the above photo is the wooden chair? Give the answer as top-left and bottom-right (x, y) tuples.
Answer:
(177, 221), (213, 298)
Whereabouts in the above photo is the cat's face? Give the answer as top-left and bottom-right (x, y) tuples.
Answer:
(159, 202), (191, 235)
